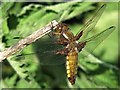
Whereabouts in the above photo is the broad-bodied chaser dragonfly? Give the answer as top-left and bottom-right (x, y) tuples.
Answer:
(12, 4), (115, 85)
(51, 4), (115, 85)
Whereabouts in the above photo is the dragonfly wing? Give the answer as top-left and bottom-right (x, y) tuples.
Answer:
(11, 49), (66, 65)
(76, 4), (106, 41)
(10, 35), (66, 65)
(82, 26), (115, 53)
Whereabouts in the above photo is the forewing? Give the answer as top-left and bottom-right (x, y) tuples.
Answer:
(82, 26), (115, 53)
(10, 35), (66, 65)
(76, 4), (106, 41)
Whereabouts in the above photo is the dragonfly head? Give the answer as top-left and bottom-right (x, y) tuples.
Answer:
(53, 23), (69, 34)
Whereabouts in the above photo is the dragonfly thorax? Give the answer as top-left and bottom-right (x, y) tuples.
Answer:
(66, 41), (78, 52)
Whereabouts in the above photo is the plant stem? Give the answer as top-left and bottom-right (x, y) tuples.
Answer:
(0, 20), (58, 62)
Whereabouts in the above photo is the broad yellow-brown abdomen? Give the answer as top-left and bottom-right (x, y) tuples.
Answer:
(66, 48), (78, 85)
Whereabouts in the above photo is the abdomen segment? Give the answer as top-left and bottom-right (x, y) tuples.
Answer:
(66, 48), (78, 85)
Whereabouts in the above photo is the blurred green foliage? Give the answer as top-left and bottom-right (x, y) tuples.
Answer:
(0, 2), (119, 89)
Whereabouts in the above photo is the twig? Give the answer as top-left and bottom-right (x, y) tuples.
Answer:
(0, 20), (58, 62)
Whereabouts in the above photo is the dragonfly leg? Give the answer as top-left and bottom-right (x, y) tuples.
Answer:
(75, 30), (83, 41)
(77, 41), (86, 52)
(55, 41), (68, 46)
(55, 38), (69, 46)
(56, 48), (68, 55)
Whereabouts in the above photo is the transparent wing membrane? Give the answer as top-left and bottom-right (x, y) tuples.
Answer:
(77, 4), (106, 41)
(12, 50), (66, 65)
(82, 26), (115, 53)
(11, 35), (66, 65)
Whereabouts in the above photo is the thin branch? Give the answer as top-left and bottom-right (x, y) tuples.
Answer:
(0, 20), (58, 62)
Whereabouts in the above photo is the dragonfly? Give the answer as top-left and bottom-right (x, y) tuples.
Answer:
(11, 4), (115, 85)
(50, 4), (115, 85)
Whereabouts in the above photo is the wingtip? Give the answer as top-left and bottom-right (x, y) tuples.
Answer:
(109, 26), (116, 29)
(101, 4), (107, 8)
(102, 4), (107, 7)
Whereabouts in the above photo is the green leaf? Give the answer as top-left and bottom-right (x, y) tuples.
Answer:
(7, 57), (41, 88)
(1, 2), (14, 18)
(3, 74), (18, 88)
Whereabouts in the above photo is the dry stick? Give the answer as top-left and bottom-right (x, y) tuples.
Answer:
(0, 20), (58, 62)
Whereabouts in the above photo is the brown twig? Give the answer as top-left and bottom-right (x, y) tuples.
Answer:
(0, 20), (58, 62)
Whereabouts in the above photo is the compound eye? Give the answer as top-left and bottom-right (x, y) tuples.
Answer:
(54, 26), (62, 33)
